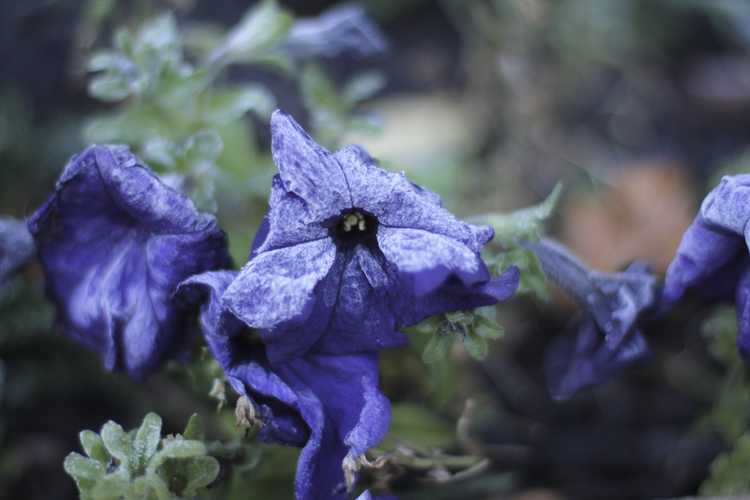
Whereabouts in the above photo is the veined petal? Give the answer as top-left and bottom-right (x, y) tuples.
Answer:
(700, 174), (750, 236)
(271, 111), (351, 221)
(224, 238), (340, 361)
(335, 145), (492, 252)
(377, 226), (489, 296)
(663, 215), (742, 306)
(28, 145), (230, 379)
(277, 352), (389, 500)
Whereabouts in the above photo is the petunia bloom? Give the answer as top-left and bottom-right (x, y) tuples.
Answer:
(525, 239), (656, 400)
(28, 145), (231, 379)
(663, 174), (750, 361)
(179, 271), (390, 500)
(0, 216), (34, 286)
(223, 110), (519, 362)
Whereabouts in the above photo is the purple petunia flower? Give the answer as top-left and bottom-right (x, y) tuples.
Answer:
(525, 239), (656, 400)
(663, 174), (750, 361)
(28, 145), (231, 379)
(223, 110), (519, 362)
(0, 216), (34, 285)
(179, 271), (390, 500)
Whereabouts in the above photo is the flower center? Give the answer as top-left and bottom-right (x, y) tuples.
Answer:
(330, 209), (378, 249)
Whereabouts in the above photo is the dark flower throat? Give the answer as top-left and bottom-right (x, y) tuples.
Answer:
(329, 209), (379, 250)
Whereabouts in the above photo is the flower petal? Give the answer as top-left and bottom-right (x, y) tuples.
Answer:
(335, 145), (492, 252)
(736, 266), (750, 362)
(224, 237), (339, 361)
(313, 247), (407, 355)
(0, 216), (34, 285)
(663, 215), (742, 306)
(178, 271), (309, 446)
(700, 174), (750, 236)
(28, 145), (230, 378)
(271, 111), (351, 221)
(276, 352), (390, 500)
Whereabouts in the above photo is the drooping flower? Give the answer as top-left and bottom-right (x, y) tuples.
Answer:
(179, 271), (390, 500)
(663, 174), (750, 361)
(525, 239), (656, 399)
(28, 145), (231, 379)
(223, 110), (519, 362)
(0, 216), (34, 285)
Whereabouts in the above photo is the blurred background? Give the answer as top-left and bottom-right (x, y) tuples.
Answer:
(3, 0), (750, 499)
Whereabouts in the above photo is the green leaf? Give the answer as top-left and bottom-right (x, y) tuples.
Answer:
(701, 433), (750, 495)
(90, 474), (131, 500)
(422, 332), (453, 364)
(182, 413), (205, 442)
(212, 0), (294, 65)
(88, 75), (131, 102)
(477, 182), (563, 246)
(148, 437), (207, 473)
(184, 130), (223, 163)
(133, 413), (162, 474)
(135, 13), (180, 56)
(342, 71), (386, 104)
(100, 421), (132, 475)
(475, 312), (504, 340)
(142, 137), (177, 169)
(80, 430), (110, 465)
(181, 456), (221, 496)
(203, 86), (276, 124)
(130, 474), (171, 500)
(63, 452), (105, 483)
(488, 247), (549, 301)
(463, 332), (489, 360)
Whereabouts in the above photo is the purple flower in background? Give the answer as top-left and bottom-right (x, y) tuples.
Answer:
(284, 4), (388, 58)
(663, 174), (750, 361)
(179, 272), (390, 500)
(0, 216), (34, 285)
(28, 145), (231, 379)
(525, 239), (656, 400)
(225, 110), (519, 362)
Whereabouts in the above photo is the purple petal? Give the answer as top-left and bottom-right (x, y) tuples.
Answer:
(271, 111), (351, 221)
(335, 145), (492, 252)
(700, 174), (750, 236)
(736, 266), (750, 362)
(0, 216), (34, 284)
(545, 317), (651, 401)
(223, 238), (338, 361)
(663, 215), (742, 306)
(28, 145), (230, 379)
(276, 352), (390, 500)
(178, 271), (309, 446)
(284, 4), (388, 59)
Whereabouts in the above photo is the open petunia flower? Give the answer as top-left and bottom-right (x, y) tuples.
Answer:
(28, 145), (231, 379)
(224, 110), (519, 362)
(663, 174), (750, 361)
(0, 216), (34, 286)
(179, 271), (390, 500)
(525, 239), (656, 400)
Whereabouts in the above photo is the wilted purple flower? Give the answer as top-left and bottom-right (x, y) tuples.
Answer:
(525, 239), (656, 400)
(0, 216), (34, 285)
(28, 145), (231, 379)
(663, 174), (750, 360)
(284, 4), (388, 58)
(179, 271), (389, 500)
(224, 110), (519, 362)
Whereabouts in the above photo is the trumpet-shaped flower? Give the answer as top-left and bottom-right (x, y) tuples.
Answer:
(179, 271), (389, 500)
(663, 174), (750, 360)
(224, 110), (519, 362)
(28, 145), (231, 378)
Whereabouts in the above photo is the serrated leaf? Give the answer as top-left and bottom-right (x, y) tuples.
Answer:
(212, 0), (294, 65)
(422, 333), (453, 364)
(182, 413), (205, 441)
(463, 332), (489, 360)
(100, 421), (132, 474)
(80, 430), (110, 464)
(133, 413), (162, 474)
(477, 182), (563, 246)
(342, 71), (386, 104)
(181, 456), (220, 495)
